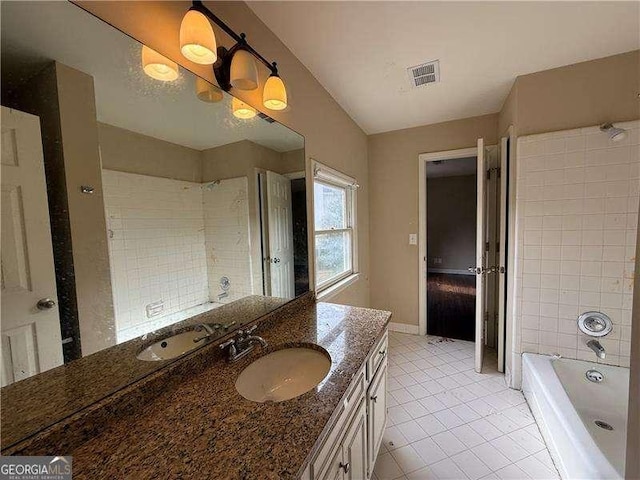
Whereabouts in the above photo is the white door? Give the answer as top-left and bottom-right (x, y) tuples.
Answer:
(475, 138), (487, 373)
(266, 171), (294, 299)
(497, 137), (508, 373)
(1, 106), (63, 386)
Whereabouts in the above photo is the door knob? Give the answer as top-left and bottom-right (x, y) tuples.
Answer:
(36, 298), (56, 310)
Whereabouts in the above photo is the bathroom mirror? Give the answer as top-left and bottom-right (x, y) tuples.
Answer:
(0, 0), (307, 448)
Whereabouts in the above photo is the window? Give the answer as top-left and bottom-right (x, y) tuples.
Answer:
(313, 162), (357, 291)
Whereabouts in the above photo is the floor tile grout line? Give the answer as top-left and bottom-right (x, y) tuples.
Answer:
(375, 333), (560, 480)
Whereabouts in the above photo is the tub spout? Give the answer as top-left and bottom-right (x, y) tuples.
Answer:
(587, 339), (606, 359)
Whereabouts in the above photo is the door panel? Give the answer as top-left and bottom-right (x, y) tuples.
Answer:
(344, 400), (367, 480)
(266, 171), (294, 299)
(497, 137), (508, 372)
(368, 360), (387, 470)
(1, 106), (63, 386)
(475, 138), (487, 373)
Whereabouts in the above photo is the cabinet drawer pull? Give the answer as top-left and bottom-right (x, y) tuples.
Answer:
(339, 462), (350, 473)
(379, 349), (386, 356)
(370, 395), (378, 403)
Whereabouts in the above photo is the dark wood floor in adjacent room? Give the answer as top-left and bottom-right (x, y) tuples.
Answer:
(427, 272), (476, 341)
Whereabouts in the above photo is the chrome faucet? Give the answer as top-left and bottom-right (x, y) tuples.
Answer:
(192, 323), (217, 343)
(192, 321), (238, 343)
(219, 325), (267, 362)
(587, 339), (606, 359)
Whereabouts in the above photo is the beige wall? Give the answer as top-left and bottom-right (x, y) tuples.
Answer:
(368, 114), (498, 326)
(499, 50), (639, 137)
(98, 123), (202, 182)
(55, 63), (115, 355)
(76, 0), (371, 307)
(426, 174), (476, 272)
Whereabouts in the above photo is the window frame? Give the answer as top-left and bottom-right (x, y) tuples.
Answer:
(312, 161), (359, 293)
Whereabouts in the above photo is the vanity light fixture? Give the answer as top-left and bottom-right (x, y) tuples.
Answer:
(179, 1), (289, 111)
(196, 77), (223, 103)
(263, 70), (287, 110)
(179, 9), (217, 65)
(230, 49), (258, 91)
(232, 97), (257, 119)
(141, 46), (179, 82)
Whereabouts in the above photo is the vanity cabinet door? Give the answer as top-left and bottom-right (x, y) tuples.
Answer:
(318, 441), (345, 480)
(367, 358), (388, 470)
(343, 399), (367, 480)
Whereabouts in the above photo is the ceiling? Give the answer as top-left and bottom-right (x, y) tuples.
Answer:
(426, 157), (476, 178)
(248, 1), (640, 135)
(1, 1), (303, 152)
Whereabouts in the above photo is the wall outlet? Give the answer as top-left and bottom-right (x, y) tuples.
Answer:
(409, 233), (418, 245)
(432, 257), (442, 265)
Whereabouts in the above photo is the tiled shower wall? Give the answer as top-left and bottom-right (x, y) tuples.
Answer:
(203, 177), (254, 303)
(103, 170), (209, 340)
(514, 120), (639, 367)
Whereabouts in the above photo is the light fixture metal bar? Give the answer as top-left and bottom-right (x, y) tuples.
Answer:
(191, 0), (277, 74)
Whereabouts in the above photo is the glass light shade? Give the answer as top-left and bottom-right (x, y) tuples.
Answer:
(180, 10), (217, 65)
(232, 97), (257, 119)
(230, 49), (258, 91)
(141, 46), (179, 82)
(196, 77), (223, 103)
(263, 75), (288, 110)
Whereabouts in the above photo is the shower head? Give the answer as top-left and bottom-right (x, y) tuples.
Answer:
(202, 180), (221, 191)
(600, 123), (627, 142)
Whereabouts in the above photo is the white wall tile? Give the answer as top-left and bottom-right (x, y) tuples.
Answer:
(103, 170), (209, 341)
(514, 120), (640, 366)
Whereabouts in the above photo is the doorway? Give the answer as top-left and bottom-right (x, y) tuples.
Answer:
(419, 142), (505, 373)
(426, 157), (477, 341)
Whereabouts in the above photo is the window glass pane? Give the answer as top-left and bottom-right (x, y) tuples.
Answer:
(315, 231), (352, 285)
(314, 181), (346, 230)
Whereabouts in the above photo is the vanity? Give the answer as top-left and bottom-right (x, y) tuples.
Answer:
(4, 296), (390, 479)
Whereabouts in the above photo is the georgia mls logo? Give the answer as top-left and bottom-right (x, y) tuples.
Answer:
(0, 455), (72, 480)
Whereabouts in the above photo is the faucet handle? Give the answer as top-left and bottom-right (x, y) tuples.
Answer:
(245, 324), (258, 335)
(219, 338), (235, 350)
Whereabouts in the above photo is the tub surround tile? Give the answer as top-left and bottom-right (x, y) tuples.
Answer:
(515, 120), (640, 367)
(7, 296), (391, 480)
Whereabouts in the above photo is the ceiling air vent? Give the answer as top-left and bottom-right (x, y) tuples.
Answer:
(407, 60), (440, 88)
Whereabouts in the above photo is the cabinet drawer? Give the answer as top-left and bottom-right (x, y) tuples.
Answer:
(311, 367), (366, 478)
(367, 331), (388, 381)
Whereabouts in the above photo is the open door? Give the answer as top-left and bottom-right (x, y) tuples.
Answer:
(265, 171), (295, 299)
(497, 137), (508, 373)
(1, 106), (63, 386)
(474, 138), (487, 373)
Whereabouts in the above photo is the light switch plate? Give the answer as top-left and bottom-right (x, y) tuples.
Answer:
(409, 233), (418, 245)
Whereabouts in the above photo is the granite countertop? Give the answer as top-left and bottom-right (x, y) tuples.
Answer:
(68, 302), (390, 479)
(1, 296), (290, 451)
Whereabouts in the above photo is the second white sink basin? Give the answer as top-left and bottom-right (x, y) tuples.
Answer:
(235, 347), (331, 403)
(137, 330), (206, 361)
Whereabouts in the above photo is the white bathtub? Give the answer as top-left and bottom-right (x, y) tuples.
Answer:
(522, 353), (629, 480)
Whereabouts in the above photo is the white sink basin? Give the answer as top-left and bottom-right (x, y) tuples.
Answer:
(137, 330), (206, 361)
(235, 347), (331, 403)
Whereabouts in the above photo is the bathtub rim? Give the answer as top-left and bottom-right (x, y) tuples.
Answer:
(522, 352), (622, 480)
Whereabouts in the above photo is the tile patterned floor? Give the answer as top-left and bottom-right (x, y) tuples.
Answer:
(373, 332), (560, 480)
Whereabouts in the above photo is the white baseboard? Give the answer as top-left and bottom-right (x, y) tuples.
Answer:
(388, 322), (421, 335)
